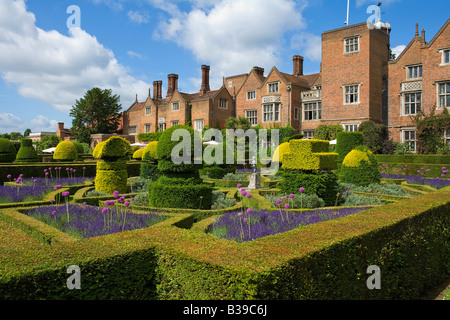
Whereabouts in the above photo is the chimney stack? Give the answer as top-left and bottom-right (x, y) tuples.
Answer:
(293, 55), (304, 76)
(421, 29), (426, 42)
(167, 74), (178, 98)
(415, 23), (419, 37)
(200, 65), (210, 95)
(252, 66), (264, 77)
(153, 81), (162, 100)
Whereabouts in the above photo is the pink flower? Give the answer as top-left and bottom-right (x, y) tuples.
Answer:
(238, 212), (243, 217)
(246, 208), (252, 214)
(276, 199), (281, 204)
(246, 193), (252, 198)
(50, 199), (55, 203)
(243, 218), (247, 222)
(52, 211), (56, 216)
(102, 208), (108, 214)
(237, 184), (242, 188)
(7, 174), (11, 179)
(285, 203), (290, 209)
(82, 202), (86, 205)
(299, 187), (305, 193)
(62, 191), (70, 197)
(289, 194), (295, 198)
(124, 201), (130, 207)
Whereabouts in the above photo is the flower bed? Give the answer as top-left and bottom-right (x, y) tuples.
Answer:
(0, 185), (54, 203)
(381, 173), (450, 189)
(208, 207), (372, 242)
(22, 177), (94, 187)
(25, 203), (167, 239)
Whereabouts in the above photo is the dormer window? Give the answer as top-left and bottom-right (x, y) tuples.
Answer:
(172, 101), (179, 111)
(344, 36), (360, 53)
(145, 107), (151, 115)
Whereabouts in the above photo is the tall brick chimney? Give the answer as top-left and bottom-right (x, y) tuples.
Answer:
(153, 81), (162, 100)
(252, 66), (264, 77)
(166, 74), (178, 98)
(200, 65), (210, 95)
(293, 55), (304, 76)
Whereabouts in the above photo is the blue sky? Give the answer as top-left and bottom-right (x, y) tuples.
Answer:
(0, 0), (448, 134)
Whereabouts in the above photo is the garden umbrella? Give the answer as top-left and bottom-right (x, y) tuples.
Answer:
(42, 147), (56, 153)
(329, 139), (337, 145)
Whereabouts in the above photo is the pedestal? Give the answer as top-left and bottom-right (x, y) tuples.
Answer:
(247, 172), (261, 189)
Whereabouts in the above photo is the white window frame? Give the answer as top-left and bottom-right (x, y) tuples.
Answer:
(145, 106), (151, 115)
(247, 90), (256, 100)
(172, 101), (180, 111)
(128, 126), (137, 135)
(194, 119), (204, 132)
(228, 81), (233, 88)
(144, 124), (151, 133)
(158, 123), (166, 132)
(406, 64), (423, 80)
(444, 128), (450, 148)
(342, 122), (360, 132)
(402, 91), (422, 116)
(171, 120), (179, 127)
(268, 82), (279, 94)
(303, 130), (314, 139)
(303, 102), (321, 121)
(439, 48), (450, 66)
(437, 81), (450, 109)
(219, 99), (228, 109)
(262, 103), (281, 123)
(402, 129), (417, 153)
(344, 36), (360, 54)
(245, 110), (258, 126)
(343, 84), (361, 105)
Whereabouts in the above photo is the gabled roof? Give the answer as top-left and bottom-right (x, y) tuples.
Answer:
(425, 17), (450, 48)
(263, 66), (311, 89)
(235, 67), (267, 96)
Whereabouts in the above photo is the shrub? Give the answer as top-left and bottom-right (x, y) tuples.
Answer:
(137, 131), (163, 142)
(358, 121), (388, 154)
(222, 173), (246, 181)
(93, 136), (132, 159)
(140, 162), (160, 181)
(340, 145), (380, 186)
(278, 170), (339, 206)
(265, 193), (325, 209)
(53, 141), (78, 161)
(211, 191), (236, 210)
(72, 141), (85, 155)
(142, 141), (158, 161)
(282, 139), (338, 171)
(0, 138), (17, 163)
(15, 138), (39, 163)
(314, 124), (344, 141)
(156, 125), (199, 161)
(133, 149), (144, 160)
(199, 166), (235, 179)
(335, 131), (364, 164)
(271, 142), (291, 163)
(282, 133), (304, 143)
(148, 177), (213, 209)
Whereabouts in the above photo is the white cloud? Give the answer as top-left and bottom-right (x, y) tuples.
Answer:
(391, 45), (406, 59)
(0, 0), (150, 113)
(127, 10), (150, 24)
(0, 113), (59, 133)
(356, 0), (402, 7)
(152, 0), (307, 90)
(290, 32), (322, 62)
(127, 51), (143, 59)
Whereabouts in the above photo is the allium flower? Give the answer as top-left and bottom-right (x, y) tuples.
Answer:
(241, 191), (247, 197)
(238, 212), (243, 217)
(131, 198), (135, 201)
(276, 199), (281, 204)
(237, 184), (242, 188)
(52, 211), (56, 216)
(54, 185), (62, 190)
(246, 193), (252, 198)
(124, 201), (130, 207)
(285, 203), (290, 209)
(347, 186), (351, 189)
(62, 191), (70, 197)
(7, 174), (11, 179)
(289, 194), (295, 198)
(82, 202), (87, 205)
(102, 208), (108, 214)
(426, 169), (430, 172)
(50, 199), (55, 203)
(299, 187), (305, 193)
(246, 208), (252, 214)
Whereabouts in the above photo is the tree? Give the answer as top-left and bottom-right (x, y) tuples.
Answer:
(412, 106), (450, 154)
(70, 88), (122, 144)
(358, 121), (388, 154)
(314, 124), (343, 140)
(23, 128), (31, 137)
(225, 116), (251, 130)
(36, 135), (62, 152)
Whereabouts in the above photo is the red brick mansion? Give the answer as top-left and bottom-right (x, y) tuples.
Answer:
(121, 18), (450, 152)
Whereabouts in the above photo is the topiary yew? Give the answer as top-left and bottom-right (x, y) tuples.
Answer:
(15, 138), (39, 163)
(340, 145), (380, 186)
(0, 138), (17, 163)
(94, 136), (132, 194)
(53, 141), (78, 161)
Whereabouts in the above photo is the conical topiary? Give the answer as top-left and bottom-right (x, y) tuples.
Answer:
(15, 138), (39, 163)
(0, 138), (17, 163)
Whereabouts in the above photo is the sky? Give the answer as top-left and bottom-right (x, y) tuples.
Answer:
(0, 0), (448, 134)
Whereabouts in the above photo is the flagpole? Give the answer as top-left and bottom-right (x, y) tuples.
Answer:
(345, 0), (350, 25)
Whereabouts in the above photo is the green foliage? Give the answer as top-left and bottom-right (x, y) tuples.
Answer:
(142, 141), (158, 161)
(412, 107), (450, 154)
(222, 172), (246, 181)
(93, 136), (131, 160)
(140, 162), (159, 181)
(394, 142), (414, 155)
(282, 133), (304, 143)
(132, 149), (144, 159)
(278, 170), (339, 206)
(314, 124), (344, 141)
(36, 135), (62, 153)
(358, 121), (388, 154)
(282, 139), (338, 171)
(70, 87), (122, 144)
(137, 131), (163, 142)
(0, 138), (17, 162)
(264, 193), (325, 209)
(225, 117), (252, 130)
(95, 159), (128, 194)
(71, 141), (85, 155)
(148, 177), (213, 209)
(53, 141), (78, 161)
(340, 146), (380, 186)
(336, 131), (364, 164)
(199, 166), (235, 179)
(156, 125), (199, 162)
(15, 138), (39, 163)
(211, 191), (236, 210)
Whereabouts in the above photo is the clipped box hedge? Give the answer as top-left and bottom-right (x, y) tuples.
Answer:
(282, 139), (338, 171)
(0, 187), (449, 300)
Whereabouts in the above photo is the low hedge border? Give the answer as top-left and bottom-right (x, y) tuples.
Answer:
(0, 187), (449, 300)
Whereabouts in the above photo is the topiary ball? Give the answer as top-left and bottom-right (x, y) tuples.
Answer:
(0, 138), (17, 163)
(15, 138), (39, 163)
(272, 141), (291, 163)
(133, 149), (144, 160)
(93, 136), (131, 160)
(72, 141), (85, 155)
(156, 125), (199, 161)
(142, 141), (158, 161)
(340, 145), (380, 186)
(53, 141), (78, 161)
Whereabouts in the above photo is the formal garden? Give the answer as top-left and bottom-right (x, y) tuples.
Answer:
(0, 128), (449, 300)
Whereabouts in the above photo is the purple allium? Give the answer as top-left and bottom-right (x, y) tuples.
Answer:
(243, 218), (247, 222)
(52, 211), (56, 216)
(289, 194), (295, 198)
(50, 199), (55, 203)
(276, 199), (281, 204)
(7, 174), (11, 179)
(238, 212), (243, 217)
(102, 208), (108, 214)
(246, 193), (252, 198)
(237, 184), (242, 188)
(124, 201), (130, 207)
(247, 208), (252, 214)
(241, 191), (247, 197)
(54, 185), (62, 190)
(62, 191), (70, 197)
(285, 204), (290, 209)
(299, 187), (305, 193)
(131, 198), (135, 201)
(82, 202), (87, 205)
